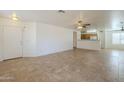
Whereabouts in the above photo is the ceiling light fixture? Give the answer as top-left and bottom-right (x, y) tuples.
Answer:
(77, 25), (83, 30)
(75, 12), (91, 32)
(76, 12), (83, 30)
(12, 13), (18, 21)
(77, 20), (83, 30)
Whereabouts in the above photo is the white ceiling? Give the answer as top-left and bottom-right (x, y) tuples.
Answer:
(0, 10), (124, 30)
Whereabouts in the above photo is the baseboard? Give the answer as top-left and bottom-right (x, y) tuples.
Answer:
(77, 48), (101, 51)
(37, 47), (73, 57)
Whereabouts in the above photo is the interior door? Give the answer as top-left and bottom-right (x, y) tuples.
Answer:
(3, 26), (23, 60)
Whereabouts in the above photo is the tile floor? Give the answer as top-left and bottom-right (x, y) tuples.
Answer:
(0, 49), (124, 82)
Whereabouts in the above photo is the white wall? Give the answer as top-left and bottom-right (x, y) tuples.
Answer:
(98, 31), (105, 49)
(23, 22), (73, 57)
(36, 23), (73, 56)
(22, 22), (37, 57)
(0, 18), (73, 60)
(0, 18), (38, 61)
(0, 18), (24, 61)
(77, 31), (81, 40)
(73, 31), (77, 48)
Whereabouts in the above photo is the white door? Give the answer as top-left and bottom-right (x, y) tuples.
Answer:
(3, 26), (23, 60)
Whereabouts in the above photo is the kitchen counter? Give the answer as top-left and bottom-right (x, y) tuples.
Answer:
(77, 39), (101, 50)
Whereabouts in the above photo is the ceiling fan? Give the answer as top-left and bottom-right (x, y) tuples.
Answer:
(76, 20), (91, 32)
(74, 12), (91, 32)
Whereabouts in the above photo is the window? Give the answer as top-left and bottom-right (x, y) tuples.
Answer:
(112, 32), (124, 44)
(112, 33), (120, 44)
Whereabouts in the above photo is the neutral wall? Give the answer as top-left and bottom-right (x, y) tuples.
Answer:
(98, 31), (105, 49)
(0, 18), (38, 60)
(22, 22), (37, 57)
(73, 31), (77, 48)
(0, 18), (24, 61)
(36, 23), (73, 56)
(0, 18), (73, 60)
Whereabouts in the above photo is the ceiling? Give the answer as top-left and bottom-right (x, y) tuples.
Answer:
(0, 10), (124, 30)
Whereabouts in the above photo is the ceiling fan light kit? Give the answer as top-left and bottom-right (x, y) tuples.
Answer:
(77, 25), (83, 30)
(12, 12), (19, 21)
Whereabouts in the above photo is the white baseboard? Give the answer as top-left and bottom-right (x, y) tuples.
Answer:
(37, 47), (73, 57)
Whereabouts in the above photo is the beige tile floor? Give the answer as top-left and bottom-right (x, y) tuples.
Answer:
(0, 49), (124, 82)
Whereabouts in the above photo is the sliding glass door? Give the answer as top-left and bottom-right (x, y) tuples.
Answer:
(105, 31), (124, 49)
